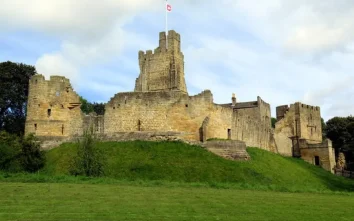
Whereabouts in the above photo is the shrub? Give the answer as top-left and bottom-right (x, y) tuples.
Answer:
(0, 131), (45, 172)
(20, 134), (45, 172)
(0, 131), (22, 172)
(70, 129), (105, 177)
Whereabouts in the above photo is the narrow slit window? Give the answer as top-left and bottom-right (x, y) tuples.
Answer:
(61, 124), (64, 135)
(47, 109), (51, 117)
(34, 124), (37, 130)
(138, 120), (141, 131)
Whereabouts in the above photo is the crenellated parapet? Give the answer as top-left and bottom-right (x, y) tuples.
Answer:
(135, 30), (187, 93)
(25, 74), (83, 138)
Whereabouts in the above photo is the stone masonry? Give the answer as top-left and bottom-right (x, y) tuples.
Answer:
(274, 102), (335, 173)
(25, 30), (335, 170)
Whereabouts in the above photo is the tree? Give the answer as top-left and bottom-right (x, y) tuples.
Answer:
(0, 131), (45, 172)
(326, 117), (351, 150)
(325, 116), (354, 165)
(92, 102), (105, 115)
(0, 131), (22, 172)
(0, 61), (37, 134)
(79, 96), (94, 114)
(321, 118), (327, 140)
(271, 117), (277, 128)
(70, 129), (105, 177)
(79, 96), (105, 115)
(20, 133), (45, 172)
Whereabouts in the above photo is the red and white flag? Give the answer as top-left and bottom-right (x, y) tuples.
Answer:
(166, 3), (172, 12)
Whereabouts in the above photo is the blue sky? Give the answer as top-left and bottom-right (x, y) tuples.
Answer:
(1, 0), (354, 120)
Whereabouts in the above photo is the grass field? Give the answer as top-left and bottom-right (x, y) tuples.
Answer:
(0, 182), (353, 221)
(1, 141), (354, 220)
(38, 141), (354, 193)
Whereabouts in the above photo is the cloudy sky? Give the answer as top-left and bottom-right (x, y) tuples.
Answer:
(1, 0), (354, 120)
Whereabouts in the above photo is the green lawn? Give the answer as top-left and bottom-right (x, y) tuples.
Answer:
(0, 182), (353, 221)
(39, 141), (354, 193)
(1, 141), (354, 220)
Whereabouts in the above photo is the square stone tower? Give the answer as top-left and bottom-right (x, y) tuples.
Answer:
(134, 30), (187, 93)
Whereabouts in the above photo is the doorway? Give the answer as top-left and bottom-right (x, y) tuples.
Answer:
(227, 129), (231, 140)
(314, 156), (320, 166)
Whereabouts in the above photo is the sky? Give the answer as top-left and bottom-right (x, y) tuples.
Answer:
(1, 0), (354, 120)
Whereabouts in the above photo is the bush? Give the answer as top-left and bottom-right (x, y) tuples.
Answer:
(0, 131), (45, 172)
(70, 129), (105, 177)
(0, 131), (22, 172)
(20, 134), (45, 172)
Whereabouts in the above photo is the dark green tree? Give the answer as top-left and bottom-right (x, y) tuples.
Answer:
(271, 117), (277, 128)
(326, 117), (351, 149)
(0, 131), (22, 171)
(0, 61), (37, 134)
(0, 131), (45, 172)
(325, 116), (354, 165)
(20, 134), (45, 172)
(321, 118), (327, 140)
(79, 96), (94, 114)
(92, 102), (105, 115)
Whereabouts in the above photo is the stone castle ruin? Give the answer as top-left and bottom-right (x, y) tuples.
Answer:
(25, 30), (335, 173)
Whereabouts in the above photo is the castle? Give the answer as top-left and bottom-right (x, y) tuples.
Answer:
(25, 30), (335, 173)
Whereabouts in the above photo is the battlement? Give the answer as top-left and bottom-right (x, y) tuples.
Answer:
(295, 102), (320, 112)
(30, 74), (71, 85)
(135, 30), (187, 93)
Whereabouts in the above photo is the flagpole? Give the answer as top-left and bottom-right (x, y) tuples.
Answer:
(165, 0), (168, 50)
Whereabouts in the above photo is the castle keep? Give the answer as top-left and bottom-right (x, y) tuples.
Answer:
(25, 30), (335, 172)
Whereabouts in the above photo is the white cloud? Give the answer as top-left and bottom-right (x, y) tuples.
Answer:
(1, 0), (354, 120)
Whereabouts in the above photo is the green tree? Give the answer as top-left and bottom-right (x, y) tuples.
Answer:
(271, 117), (277, 128)
(0, 131), (45, 172)
(0, 61), (37, 134)
(321, 118), (327, 140)
(326, 117), (351, 149)
(92, 102), (105, 115)
(20, 134), (45, 172)
(0, 131), (22, 171)
(325, 116), (354, 165)
(79, 96), (105, 115)
(70, 129), (105, 177)
(79, 96), (94, 114)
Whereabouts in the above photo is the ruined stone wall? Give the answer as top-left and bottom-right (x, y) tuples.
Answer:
(231, 97), (275, 151)
(274, 102), (322, 156)
(297, 103), (322, 142)
(104, 90), (233, 141)
(274, 104), (296, 156)
(299, 139), (336, 173)
(25, 75), (84, 138)
(204, 140), (250, 160)
(135, 30), (187, 93)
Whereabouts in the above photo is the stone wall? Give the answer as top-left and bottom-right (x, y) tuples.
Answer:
(204, 140), (250, 160)
(231, 96), (275, 152)
(134, 30), (187, 93)
(297, 103), (322, 142)
(274, 104), (296, 156)
(274, 102), (322, 156)
(104, 90), (233, 142)
(25, 75), (84, 138)
(299, 139), (336, 173)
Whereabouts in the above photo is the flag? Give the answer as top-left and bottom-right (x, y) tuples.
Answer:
(167, 3), (172, 12)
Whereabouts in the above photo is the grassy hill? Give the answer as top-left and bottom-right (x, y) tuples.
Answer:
(38, 141), (354, 193)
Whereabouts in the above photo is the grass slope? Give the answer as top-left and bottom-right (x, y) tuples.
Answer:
(38, 141), (354, 193)
(1, 182), (354, 221)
